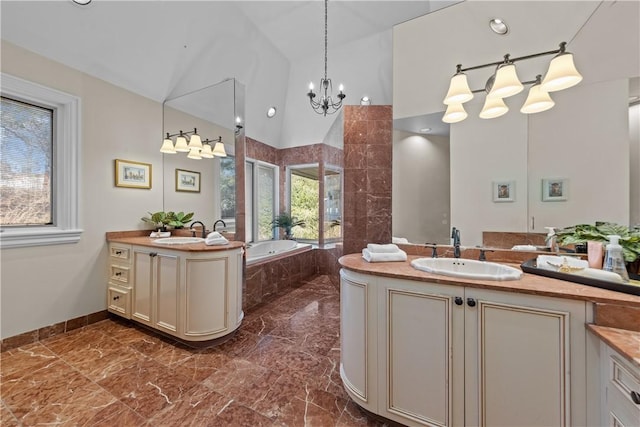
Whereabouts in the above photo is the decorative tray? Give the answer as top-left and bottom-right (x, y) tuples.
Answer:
(520, 258), (640, 297)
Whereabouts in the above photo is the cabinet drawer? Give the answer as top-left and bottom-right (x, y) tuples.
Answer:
(107, 286), (131, 318)
(110, 265), (130, 284)
(110, 245), (131, 263)
(609, 355), (640, 411)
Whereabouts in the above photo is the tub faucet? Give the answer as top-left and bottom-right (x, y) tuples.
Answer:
(213, 219), (226, 232)
(452, 227), (461, 258)
(189, 221), (207, 238)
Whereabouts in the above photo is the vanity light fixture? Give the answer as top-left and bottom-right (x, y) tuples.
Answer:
(161, 129), (226, 159)
(442, 42), (582, 123)
(307, 0), (346, 116)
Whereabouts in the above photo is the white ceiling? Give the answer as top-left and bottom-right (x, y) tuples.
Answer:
(2, 1), (638, 144)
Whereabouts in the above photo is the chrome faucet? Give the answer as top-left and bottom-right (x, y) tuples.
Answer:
(213, 219), (226, 232)
(452, 227), (461, 258)
(189, 221), (207, 238)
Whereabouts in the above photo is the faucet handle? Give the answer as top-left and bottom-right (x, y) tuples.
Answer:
(424, 243), (438, 258)
(478, 248), (494, 261)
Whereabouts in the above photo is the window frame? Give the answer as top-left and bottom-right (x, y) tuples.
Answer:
(216, 154), (236, 232)
(245, 157), (278, 243)
(0, 73), (82, 248)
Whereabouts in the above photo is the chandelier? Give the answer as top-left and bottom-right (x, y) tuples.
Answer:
(160, 128), (227, 160)
(442, 42), (582, 123)
(307, 0), (345, 116)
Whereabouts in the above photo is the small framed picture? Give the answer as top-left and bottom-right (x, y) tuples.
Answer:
(176, 169), (201, 193)
(542, 178), (568, 201)
(114, 159), (152, 189)
(492, 181), (515, 202)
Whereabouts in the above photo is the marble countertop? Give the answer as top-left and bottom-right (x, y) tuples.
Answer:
(339, 254), (640, 307)
(587, 324), (640, 369)
(107, 231), (244, 252)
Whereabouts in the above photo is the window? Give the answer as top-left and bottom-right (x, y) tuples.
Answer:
(246, 159), (278, 242)
(0, 73), (81, 248)
(219, 155), (236, 223)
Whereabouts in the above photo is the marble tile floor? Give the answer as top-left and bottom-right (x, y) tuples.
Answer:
(1, 275), (399, 427)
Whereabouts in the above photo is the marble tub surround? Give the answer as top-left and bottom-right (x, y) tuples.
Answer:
(1, 275), (385, 426)
(587, 324), (640, 368)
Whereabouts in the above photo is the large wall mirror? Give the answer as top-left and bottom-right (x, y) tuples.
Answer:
(162, 78), (245, 238)
(392, 1), (640, 247)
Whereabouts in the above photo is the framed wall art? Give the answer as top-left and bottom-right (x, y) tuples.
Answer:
(176, 168), (201, 193)
(542, 178), (568, 201)
(114, 159), (152, 189)
(492, 180), (515, 202)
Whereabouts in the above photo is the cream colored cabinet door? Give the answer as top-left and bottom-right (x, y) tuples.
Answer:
(464, 288), (587, 427)
(132, 247), (179, 334)
(183, 256), (228, 337)
(340, 269), (378, 411)
(379, 277), (465, 427)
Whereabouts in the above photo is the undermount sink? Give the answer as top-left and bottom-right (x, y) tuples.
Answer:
(153, 237), (205, 245)
(411, 258), (523, 281)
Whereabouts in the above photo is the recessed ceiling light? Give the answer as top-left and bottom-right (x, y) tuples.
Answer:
(360, 96), (371, 106)
(266, 106), (277, 118)
(489, 18), (509, 35)
(419, 128), (432, 133)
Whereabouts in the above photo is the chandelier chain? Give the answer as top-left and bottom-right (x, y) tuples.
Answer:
(324, 0), (328, 80)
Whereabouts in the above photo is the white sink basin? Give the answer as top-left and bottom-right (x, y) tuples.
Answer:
(153, 237), (205, 245)
(411, 258), (523, 281)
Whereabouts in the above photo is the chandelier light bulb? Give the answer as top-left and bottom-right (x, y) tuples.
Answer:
(338, 84), (344, 92)
(541, 52), (583, 92)
(443, 72), (473, 105)
(309, 82), (315, 91)
(174, 134), (189, 152)
(479, 96), (509, 119)
(488, 63), (523, 99)
(442, 103), (468, 123)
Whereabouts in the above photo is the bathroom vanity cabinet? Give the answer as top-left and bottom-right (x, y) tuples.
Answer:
(600, 341), (640, 426)
(340, 268), (589, 427)
(107, 239), (244, 343)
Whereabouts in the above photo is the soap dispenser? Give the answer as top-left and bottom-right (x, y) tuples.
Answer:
(603, 235), (629, 282)
(545, 227), (558, 253)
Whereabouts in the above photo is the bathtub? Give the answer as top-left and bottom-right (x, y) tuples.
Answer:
(246, 240), (312, 265)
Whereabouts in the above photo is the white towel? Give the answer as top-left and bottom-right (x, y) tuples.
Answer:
(537, 255), (588, 272)
(366, 243), (400, 253)
(362, 248), (407, 263)
(392, 237), (409, 244)
(205, 231), (229, 246)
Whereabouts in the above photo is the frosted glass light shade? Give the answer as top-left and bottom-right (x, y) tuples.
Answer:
(540, 53), (582, 92)
(479, 96), (509, 119)
(174, 136), (189, 152)
(160, 138), (176, 154)
(520, 84), (555, 114)
(200, 144), (214, 158)
(442, 103), (467, 123)
(443, 73), (474, 105)
(212, 142), (227, 157)
(187, 133), (202, 149)
(187, 147), (202, 159)
(487, 64), (523, 99)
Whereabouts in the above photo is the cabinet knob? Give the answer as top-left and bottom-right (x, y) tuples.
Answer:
(149, 252), (157, 258)
(115, 272), (122, 276)
(631, 390), (640, 405)
(115, 250), (122, 255)
(454, 297), (464, 306)
(113, 295), (120, 301)
(467, 298), (477, 307)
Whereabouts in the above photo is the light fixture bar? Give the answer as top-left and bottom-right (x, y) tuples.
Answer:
(458, 43), (567, 73)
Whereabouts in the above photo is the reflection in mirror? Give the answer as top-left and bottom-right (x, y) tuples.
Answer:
(324, 165), (342, 242)
(163, 78), (243, 236)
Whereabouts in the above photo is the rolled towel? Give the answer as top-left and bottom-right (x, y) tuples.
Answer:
(205, 231), (229, 246)
(366, 243), (400, 253)
(362, 248), (407, 263)
(392, 237), (409, 244)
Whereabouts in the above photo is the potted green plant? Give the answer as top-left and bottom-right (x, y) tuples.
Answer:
(555, 222), (640, 274)
(141, 211), (172, 231)
(272, 211), (306, 240)
(165, 211), (194, 229)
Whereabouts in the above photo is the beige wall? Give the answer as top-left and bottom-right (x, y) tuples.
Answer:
(1, 41), (164, 339)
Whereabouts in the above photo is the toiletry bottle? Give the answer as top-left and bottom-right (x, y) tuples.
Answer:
(545, 227), (558, 253)
(603, 235), (629, 282)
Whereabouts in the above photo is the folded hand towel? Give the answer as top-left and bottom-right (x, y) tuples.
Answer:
(392, 237), (409, 244)
(205, 231), (229, 246)
(362, 248), (407, 263)
(366, 243), (400, 253)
